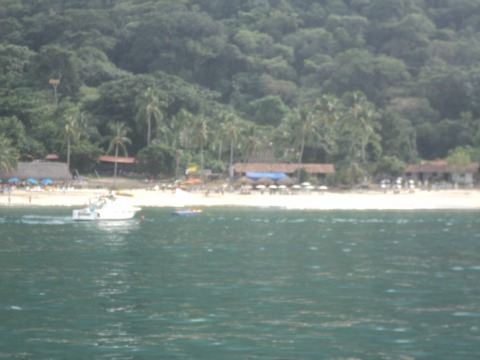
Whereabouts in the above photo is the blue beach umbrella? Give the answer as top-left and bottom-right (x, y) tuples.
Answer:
(26, 178), (38, 185)
(8, 178), (19, 183)
(41, 178), (53, 185)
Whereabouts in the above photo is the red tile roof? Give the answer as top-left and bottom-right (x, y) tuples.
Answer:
(405, 162), (479, 173)
(44, 154), (59, 160)
(234, 163), (335, 174)
(99, 155), (136, 164)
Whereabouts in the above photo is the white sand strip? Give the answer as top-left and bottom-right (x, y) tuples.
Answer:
(1, 188), (480, 210)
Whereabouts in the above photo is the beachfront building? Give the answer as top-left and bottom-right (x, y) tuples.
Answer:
(234, 163), (335, 183)
(0, 161), (69, 182)
(96, 155), (136, 176)
(404, 160), (479, 188)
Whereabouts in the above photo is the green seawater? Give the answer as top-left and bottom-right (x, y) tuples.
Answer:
(1, 207), (480, 359)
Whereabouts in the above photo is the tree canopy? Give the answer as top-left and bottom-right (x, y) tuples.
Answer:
(1, 0), (479, 184)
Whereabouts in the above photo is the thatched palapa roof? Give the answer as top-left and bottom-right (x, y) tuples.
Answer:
(0, 162), (69, 181)
(234, 163), (335, 174)
(234, 176), (254, 186)
(99, 155), (136, 164)
(255, 177), (274, 186)
(405, 161), (479, 174)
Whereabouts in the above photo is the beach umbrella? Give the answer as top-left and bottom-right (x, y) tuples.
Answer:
(235, 176), (254, 186)
(276, 177), (295, 186)
(301, 182), (311, 186)
(255, 184), (266, 189)
(26, 178), (38, 185)
(268, 185), (278, 189)
(255, 177), (274, 186)
(8, 178), (19, 183)
(41, 178), (53, 185)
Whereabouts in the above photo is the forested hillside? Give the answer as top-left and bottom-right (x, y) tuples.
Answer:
(1, 0), (480, 184)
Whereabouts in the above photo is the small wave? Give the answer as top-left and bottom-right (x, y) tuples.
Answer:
(189, 318), (207, 323)
(252, 218), (270, 223)
(453, 312), (480, 317)
(333, 218), (358, 223)
(289, 218), (306, 223)
(364, 218), (387, 223)
(20, 215), (67, 225)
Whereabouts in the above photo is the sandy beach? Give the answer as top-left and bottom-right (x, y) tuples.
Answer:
(1, 187), (480, 210)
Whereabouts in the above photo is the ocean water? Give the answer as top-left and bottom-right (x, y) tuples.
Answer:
(1, 207), (480, 359)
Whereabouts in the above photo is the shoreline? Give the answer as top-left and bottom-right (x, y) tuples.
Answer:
(1, 188), (480, 210)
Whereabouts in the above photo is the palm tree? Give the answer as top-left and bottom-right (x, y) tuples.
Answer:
(64, 115), (78, 183)
(136, 87), (168, 145)
(241, 123), (265, 163)
(285, 106), (320, 181)
(341, 91), (379, 185)
(348, 92), (378, 165)
(313, 94), (343, 154)
(0, 135), (18, 174)
(172, 109), (194, 150)
(171, 109), (195, 179)
(191, 114), (209, 183)
(219, 112), (242, 183)
(106, 122), (131, 188)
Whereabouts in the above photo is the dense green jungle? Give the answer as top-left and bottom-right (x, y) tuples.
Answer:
(1, 0), (480, 185)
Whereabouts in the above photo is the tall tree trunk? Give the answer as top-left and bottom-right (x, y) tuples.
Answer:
(66, 137), (71, 185)
(200, 142), (204, 184)
(218, 141), (223, 161)
(361, 135), (366, 164)
(147, 118), (151, 146)
(175, 150), (180, 180)
(113, 143), (119, 189)
(229, 139), (234, 184)
(296, 130), (306, 183)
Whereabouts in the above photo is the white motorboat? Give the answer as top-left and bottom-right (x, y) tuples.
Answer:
(72, 195), (141, 221)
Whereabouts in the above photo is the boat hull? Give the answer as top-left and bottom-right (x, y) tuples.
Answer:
(72, 208), (140, 221)
(72, 195), (141, 221)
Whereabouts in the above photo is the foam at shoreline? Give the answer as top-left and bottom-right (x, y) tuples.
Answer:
(1, 188), (480, 210)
